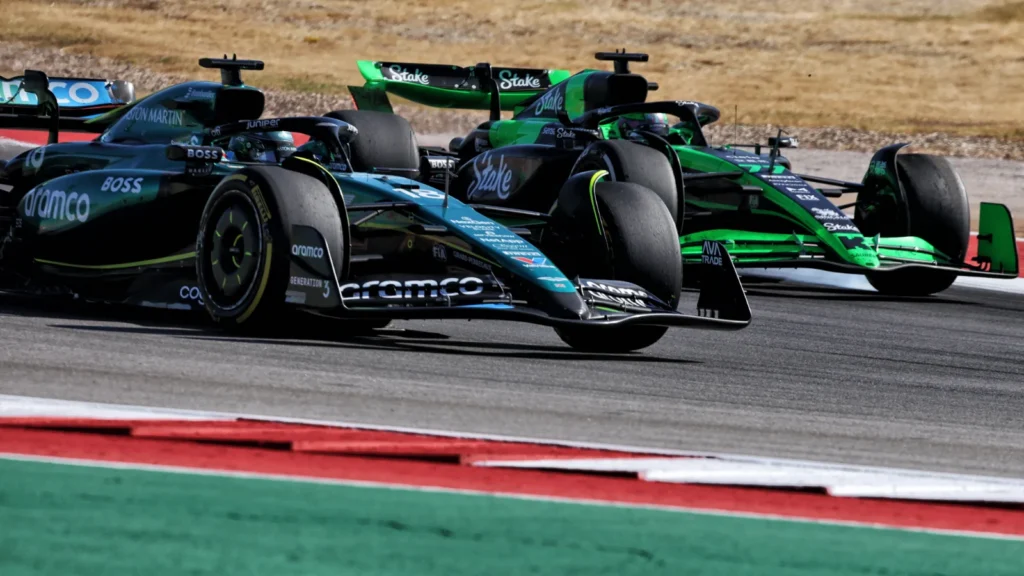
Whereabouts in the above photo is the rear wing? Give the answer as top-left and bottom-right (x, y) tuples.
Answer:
(350, 60), (571, 116)
(0, 70), (135, 140)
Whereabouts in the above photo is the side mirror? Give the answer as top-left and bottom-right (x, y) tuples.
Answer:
(768, 135), (799, 149)
(109, 80), (135, 103)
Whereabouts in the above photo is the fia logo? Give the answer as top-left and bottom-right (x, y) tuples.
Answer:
(432, 243), (447, 262)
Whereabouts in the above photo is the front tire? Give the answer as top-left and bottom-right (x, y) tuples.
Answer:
(196, 166), (347, 331)
(549, 177), (682, 352)
(572, 140), (680, 229)
(857, 154), (968, 296)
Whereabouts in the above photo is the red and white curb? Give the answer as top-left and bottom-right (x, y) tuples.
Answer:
(3, 393), (1024, 506)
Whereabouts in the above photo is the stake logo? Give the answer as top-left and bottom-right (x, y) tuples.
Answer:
(387, 65), (430, 84)
(498, 69), (541, 90)
(533, 89), (564, 114)
(825, 222), (859, 232)
(466, 152), (514, 199)
(22, 187), (90, 223)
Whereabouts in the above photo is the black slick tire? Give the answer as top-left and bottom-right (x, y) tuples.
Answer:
(859, 154), (968, 296)
(572, 140), (680, 228)
(195, 166), (346, 332)
(551, 179), (681, 352)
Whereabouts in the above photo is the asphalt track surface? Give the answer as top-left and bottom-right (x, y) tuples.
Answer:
(2, 281), (1023, 478)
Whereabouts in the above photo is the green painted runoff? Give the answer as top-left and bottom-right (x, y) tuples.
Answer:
(1, 457), (1021, 576)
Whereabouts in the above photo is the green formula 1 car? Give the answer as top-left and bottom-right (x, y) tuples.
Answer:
(340, 52), (1019, 296)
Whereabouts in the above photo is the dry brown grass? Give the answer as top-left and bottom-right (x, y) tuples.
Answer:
(1, 0), (1024, 143)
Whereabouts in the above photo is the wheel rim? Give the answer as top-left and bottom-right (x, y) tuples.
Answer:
(201, 191), (263, 310)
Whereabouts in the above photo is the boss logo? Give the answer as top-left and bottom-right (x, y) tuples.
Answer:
(186, 147), (221, 161)
(100, 176), (143, 194)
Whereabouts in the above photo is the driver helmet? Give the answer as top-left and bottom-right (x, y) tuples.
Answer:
(224, 130), (296, 163)
(606, 112), (671, 139)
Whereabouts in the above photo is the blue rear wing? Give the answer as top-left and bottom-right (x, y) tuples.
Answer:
(1, 75), (134, 115)
(0, 70), (136, 143)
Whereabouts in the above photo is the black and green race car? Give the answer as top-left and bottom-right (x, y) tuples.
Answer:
(0, 57), (753, 353)
(341, 52), (1019, 296)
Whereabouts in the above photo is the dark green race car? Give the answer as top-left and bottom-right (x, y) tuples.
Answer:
(0, 56), (753, 353)
(342, 52), (1019, 296)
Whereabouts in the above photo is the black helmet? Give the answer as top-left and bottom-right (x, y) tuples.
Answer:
(223, 130), (295, 162)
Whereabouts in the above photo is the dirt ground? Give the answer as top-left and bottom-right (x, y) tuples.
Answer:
(1, 1), (1024, 157)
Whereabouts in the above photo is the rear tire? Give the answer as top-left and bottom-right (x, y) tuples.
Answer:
(550, 178), (681, 352)
(572, 140), (680, 229)
(857, 154), (968, 296)
(325, 109), (419, 175)
(195, 166), (347, 331)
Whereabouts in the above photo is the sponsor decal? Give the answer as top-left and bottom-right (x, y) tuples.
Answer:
(512, 256), (553, 268)
(498, 69), (541, 90)
(432, 243), (447, 262)
(701, 240), (723, 266)
(824, 222), (859, 232)
(537, 276), (570, 289)
(123, 106), (185, 126)
(339, 277), (485, 300)
(466, 151), (514, 199)
(394, 186), (446, 200)
(794, 193), (819, 202)
(452, 249), (492, 271)
(427, 157), (455, 170)
(764, 174), (802, 183)
(25, 147), (45, 174)
(185, 147), (222, 161)
(810, 207), (849, 221)
(184, 87), (216, 100)
(290, 275), (331, 298)
(100, 176), (143, 194)
(291, 244), (324, 259)
(250, 184), (272, 223)
(869, 160), (888, 177)
(179, 285), (204, 304)
(582, 280), (650, 308)
(541, 126), (576, 139)
(246, 119), (279, 130)
(533, 89), (564, 114)
(22, 187), (90, 223)
(0, 79), (104, 105)
(387, 64), (429, 84)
